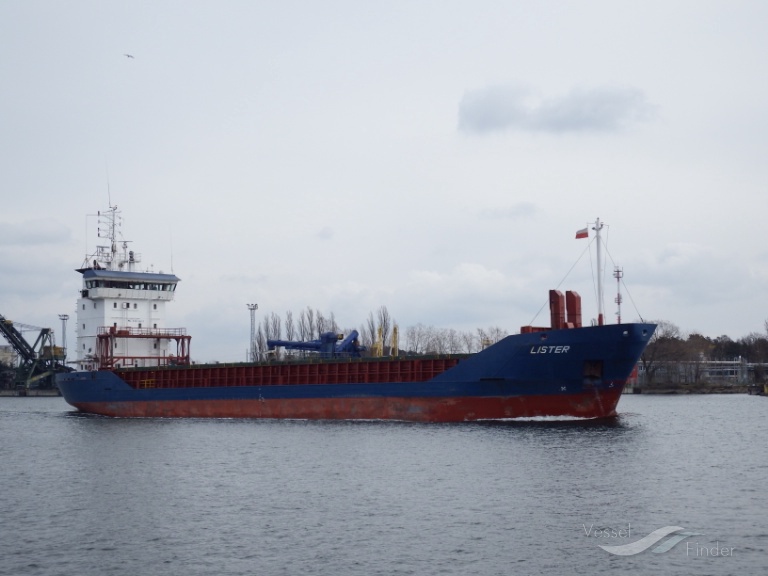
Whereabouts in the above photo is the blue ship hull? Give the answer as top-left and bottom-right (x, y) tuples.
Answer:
(56, 323), (655, 421)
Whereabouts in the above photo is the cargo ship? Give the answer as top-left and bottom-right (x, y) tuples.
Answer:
(56, 207), (655, 421)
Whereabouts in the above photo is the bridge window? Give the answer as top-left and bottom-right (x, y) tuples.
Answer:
(84, 278), (177, 291)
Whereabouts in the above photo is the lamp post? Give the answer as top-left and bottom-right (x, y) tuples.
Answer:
(58, 314), (69, 361)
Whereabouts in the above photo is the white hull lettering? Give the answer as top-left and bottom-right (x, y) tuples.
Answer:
(529, 345), (570, 354)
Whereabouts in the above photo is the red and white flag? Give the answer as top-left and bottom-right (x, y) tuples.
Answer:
(575, 227), (588, 239)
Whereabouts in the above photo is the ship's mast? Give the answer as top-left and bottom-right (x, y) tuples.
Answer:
(90, 205), (141, 272)
(95, 205), (119, 270)
(593, 218), (605, 326)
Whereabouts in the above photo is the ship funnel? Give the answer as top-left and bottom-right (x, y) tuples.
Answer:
(549, 290), (566, 330)
(565, 291), (582, 328)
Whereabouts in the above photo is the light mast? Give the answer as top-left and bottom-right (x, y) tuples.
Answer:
(593, 218), (605, 325)
(614, 266), (623, 324)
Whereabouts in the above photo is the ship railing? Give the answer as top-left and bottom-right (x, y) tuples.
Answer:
(251, 352), (472, 367)
(100, 354), (192, 370)
(97, 326), (188, 337)
(110, 352), (471, 372)
(97, 327), (191, 370)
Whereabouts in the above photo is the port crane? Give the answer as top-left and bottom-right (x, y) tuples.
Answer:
(0, 314), (73, 390)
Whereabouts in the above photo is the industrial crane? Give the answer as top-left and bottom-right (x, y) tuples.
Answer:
(0, 314), (72, 390)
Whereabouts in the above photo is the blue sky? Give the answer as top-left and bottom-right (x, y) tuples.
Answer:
(1, 1), (767, 362)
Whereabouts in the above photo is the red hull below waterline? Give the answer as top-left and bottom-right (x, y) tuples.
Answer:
(69, 388), (624, 421)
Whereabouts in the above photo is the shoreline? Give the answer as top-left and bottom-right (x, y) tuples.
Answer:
(0, 389), (61, 397)
(626, 383), (766, 395)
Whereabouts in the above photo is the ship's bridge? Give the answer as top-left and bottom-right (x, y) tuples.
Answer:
(78, 269), (180, 301)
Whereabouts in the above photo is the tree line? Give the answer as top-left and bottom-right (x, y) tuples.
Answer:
(250, 305), (507, 361)
(640, 319), (768, 385)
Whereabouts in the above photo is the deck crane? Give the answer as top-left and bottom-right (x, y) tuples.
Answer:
(267, 330), (367, 358)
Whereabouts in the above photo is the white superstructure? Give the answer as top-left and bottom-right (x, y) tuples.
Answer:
(75, 206), (189, 370)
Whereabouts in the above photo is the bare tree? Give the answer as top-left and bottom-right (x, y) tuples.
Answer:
(270, 312), (282, 342)
(377, 306), (391, 354)
(405, 324), (428, 354)
(461, 331), (477, 353)
(365, 312), (377, 349)
(742, 332), (768, 363)
(255, 325), (267, 361)
(445, 329), (461, 354)
(640, 320), (685, 385)
(487, 326), (507, 344)
(262, 315), (273, 341)
(358, 323), (371, 348)
(683, 333), (712, 384)
(306, 307), (316, 339)
(711, 335), (738, 360)
(285, 310), (295, 342)
(298, 309), (308, 341)
(316, 310), (327, 335)
(400, 324), (483, 355)
(476, 328), (490, 349)
(428, 327), (448, 354)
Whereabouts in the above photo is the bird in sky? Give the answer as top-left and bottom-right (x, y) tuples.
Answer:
(123, 53), (134, 59)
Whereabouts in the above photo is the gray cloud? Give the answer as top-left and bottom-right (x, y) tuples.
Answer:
(0, 219), (70, 246)
(458, 84), (656, 134)
(479, 202), (536, 220)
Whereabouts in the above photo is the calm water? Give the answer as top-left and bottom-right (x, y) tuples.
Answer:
(0, 394), (765, 576)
